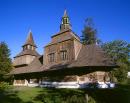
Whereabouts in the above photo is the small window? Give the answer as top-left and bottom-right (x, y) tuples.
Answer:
(48, 53), (55, 62)
(32, 46), (34, 50)
(23, 46), (27, 50)
(60, 50), (68, 60)
(27, 45), (30, 49)
(65, 18), (67, 24)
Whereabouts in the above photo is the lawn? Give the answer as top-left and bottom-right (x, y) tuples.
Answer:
(0, 85), (130, 103)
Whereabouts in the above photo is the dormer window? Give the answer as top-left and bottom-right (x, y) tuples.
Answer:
(48, 53), (55, 62)
(60, 50), (68, 60)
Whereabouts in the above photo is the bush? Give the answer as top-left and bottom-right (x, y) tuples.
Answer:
(126, 78), (130, 84)
(0, 82), (10, 91)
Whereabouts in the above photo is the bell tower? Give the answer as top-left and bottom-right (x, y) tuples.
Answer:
(13, 30), (40, 67)
(22, 30), (37, 51)
(60, 10), (72, 31)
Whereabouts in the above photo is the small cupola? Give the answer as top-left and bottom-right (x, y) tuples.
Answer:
(60, 10), (72, 31)
(22, 30), (37, 51)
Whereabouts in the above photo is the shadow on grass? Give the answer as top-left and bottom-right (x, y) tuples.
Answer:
(84, 84), (130, 103)
(33, 84), (130, 103)
(0, 84), (130, 103)
(0, 89), (33, 103)
(34, 88), (86, 103)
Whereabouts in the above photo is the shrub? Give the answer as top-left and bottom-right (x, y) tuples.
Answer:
(0, 82), (10, 91)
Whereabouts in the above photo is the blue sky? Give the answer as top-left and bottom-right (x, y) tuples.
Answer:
(0, 0), (130, 58)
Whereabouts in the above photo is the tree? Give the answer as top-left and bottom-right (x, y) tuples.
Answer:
(0, 42), (12, 81)
(81, 18), (97, 45)
(101, 40), (130, 83)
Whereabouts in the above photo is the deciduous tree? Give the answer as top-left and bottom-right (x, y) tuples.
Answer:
(101, 40), (130, 83)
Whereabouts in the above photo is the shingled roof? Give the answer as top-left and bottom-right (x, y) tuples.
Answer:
(10, 55), (43, 74)
(43, 44), (117, 71)
(23, 30), (36, 47)
(46, 29), (80, 47)
(14, 31), (40, 58)
(10, 10), (118, 75)
(68, 44), (117, 68)
(14, 49), (40, 58)
(10, 44), (117, 75)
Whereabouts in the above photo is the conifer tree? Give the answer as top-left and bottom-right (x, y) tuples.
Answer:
(81, 18), (97, 45)
(0, 42), (12, 81)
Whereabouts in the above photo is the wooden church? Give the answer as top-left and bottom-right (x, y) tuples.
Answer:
(10, 10), (117, 88)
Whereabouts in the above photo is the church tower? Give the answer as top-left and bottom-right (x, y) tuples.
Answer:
(44, 10), (82, 65)
(13, 30), (40, 67)
(60, 10), (72, 31)
(22, 30), (37, 51)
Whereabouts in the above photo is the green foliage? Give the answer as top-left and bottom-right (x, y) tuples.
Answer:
(10, 87), (87, 103)
(101, 40), (130, 83)
(101, 40), (130, 62)
(81, 18), (97, 45)
(88, 96), (96, 103)
(34, 88), (86, 103)
(126, 78), (130, 84)
(1, 86), (130, 103)
(0, 82), (10, 91)
(0, 42), (12, 81)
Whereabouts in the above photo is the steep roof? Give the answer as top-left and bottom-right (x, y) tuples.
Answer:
(63, 9), (68, 17)
(23, 30), (36, 47)
(68, 44), (117, 68)
(11, 44), (118, 75)
(43, 44), (117, 71)
(14, 30), (39, 58)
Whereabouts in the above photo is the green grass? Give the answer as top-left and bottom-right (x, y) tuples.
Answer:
(0, 85), (130, 103)
(14, 87), (43, 103)
(0, 87), (86, 103)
